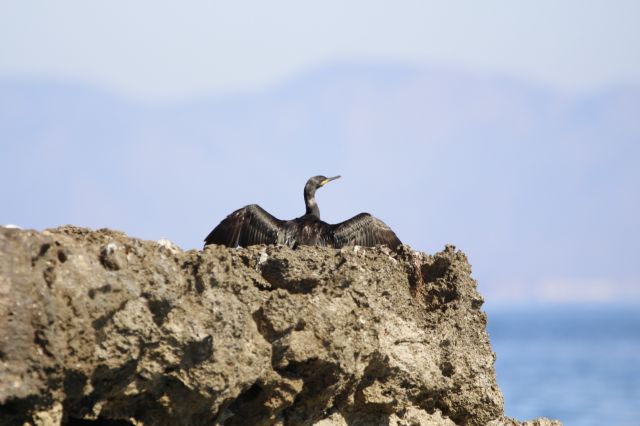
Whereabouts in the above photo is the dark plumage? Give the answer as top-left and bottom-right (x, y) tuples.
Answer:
(204, 175), (401, 250)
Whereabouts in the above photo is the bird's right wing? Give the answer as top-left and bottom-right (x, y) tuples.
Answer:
(331, 213), (401, 250)
(204, 204), (285, 248)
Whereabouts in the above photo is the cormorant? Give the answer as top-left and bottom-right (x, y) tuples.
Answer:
(204, 175), (401, 250)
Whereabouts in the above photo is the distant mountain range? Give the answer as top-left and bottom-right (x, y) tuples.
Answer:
(1, 62), (638, 303)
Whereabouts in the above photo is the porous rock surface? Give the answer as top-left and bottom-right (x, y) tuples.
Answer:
(0, 226), (560, 426)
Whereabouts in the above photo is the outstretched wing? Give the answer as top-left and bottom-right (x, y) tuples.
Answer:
(204, 204), (285, 248)
(331, 213), (401, 250)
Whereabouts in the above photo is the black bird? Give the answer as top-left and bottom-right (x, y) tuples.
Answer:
(204, 175), (401, 250)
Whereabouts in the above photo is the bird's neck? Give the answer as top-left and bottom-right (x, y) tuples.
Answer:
(304, 187), (320, 219)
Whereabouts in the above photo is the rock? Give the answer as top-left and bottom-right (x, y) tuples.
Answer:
(490, 418), (563, 426)
(0, 226), (560, 426)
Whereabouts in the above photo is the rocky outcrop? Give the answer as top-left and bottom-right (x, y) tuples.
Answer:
(0, 226), (560, 426)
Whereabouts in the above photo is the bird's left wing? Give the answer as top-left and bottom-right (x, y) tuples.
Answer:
(204, 204), (285, 248)
(330, 213), (401, 250)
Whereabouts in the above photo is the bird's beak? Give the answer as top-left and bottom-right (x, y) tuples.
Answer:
(321, 175), (341, 186)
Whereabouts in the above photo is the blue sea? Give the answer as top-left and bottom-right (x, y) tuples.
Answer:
(486, 305), (640, 426)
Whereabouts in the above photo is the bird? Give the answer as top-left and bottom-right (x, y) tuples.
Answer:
(204, 175), (401, 250)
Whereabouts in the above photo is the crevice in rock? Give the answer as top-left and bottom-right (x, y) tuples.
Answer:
(222, 383), (269, 426)
(31, 242), (51, 266)
(43, 263), (56, 287)
(83, 360), (138, 414)
(62, 373), (99, 421)
(180, 335), (213, 368)
(91, 300), (129, 330)
(402, 254), (426, 301)
(146, 376), (216, 425)
(251, 307), (282, 344)
(279, 359), (342, 424)
(352, 358), (393, 418)
(440, 361), (455, 378)
(88, 284), (113, 299)
(63, 369), (88, 400)
(0, 395), (42, 426)
(34, 329), (54, 358)
(182, 259), (205, 293)
(99, 243), (127, 271)
(249, 276), (274, 292)
(145, 297), (172, 326)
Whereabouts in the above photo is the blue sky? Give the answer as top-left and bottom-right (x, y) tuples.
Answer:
(1, 1), (639, 100)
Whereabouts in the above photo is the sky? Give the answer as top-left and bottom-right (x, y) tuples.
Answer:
(1, 2), (639, 306)
(1, 1), (639, 100)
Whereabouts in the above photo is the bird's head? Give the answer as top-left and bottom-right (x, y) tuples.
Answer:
(307, 175), (341, 191)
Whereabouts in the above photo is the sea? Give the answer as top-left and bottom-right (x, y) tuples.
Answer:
(486, 304), (640, 426)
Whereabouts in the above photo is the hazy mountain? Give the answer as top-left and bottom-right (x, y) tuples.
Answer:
(1, 63), (638, 303)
